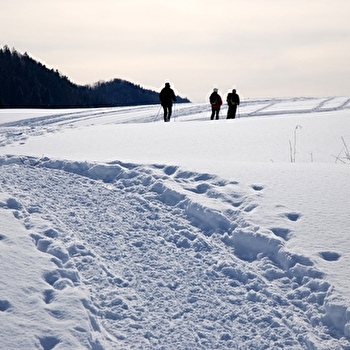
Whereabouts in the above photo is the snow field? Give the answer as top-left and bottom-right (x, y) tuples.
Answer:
(0, 96), (350, 349)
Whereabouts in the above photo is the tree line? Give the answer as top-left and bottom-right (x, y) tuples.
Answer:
(0, 46), (189, 108)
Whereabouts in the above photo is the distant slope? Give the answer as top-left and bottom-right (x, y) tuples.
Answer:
(0, 46), (190, 108)
(91, 79), (189, 107)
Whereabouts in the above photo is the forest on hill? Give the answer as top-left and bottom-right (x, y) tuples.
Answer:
(0, 46), (189, 108)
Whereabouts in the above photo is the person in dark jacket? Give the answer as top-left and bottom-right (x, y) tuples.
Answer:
(226, 89), (240, 119)
(209, 88), (223, 120)
(159, 82), (176, 122)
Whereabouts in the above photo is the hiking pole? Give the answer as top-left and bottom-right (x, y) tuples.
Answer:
(155, 105), (162, 122)
(173, 103), (176, 122)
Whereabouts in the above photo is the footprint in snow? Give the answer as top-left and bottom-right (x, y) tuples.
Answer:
(244, 203), (258, 212)
(43, 228), (59, 239)
(285, 212), (301, 221)
(174, 170), (195, 180)
(39, 336), (60, 350)
(31, 232), (69, 264)
(319, 251), (341, 262)
(43, 289), (56, 304)
(270, 227), (291, 241)
(43, 269), (78, 290)
(251, 184), (264, 191)
(0, 299), (12, 312)
(6, 197), (23, 210)
(163, 165), (178, 176)
(186, 183), (211, 194)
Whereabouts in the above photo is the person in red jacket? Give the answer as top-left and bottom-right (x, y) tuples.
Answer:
(209, 88), (222, 120)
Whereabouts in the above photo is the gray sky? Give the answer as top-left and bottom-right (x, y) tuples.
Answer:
(1, 0), (350, 102)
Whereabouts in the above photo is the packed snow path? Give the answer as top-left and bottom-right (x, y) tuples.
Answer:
(1, 96), (350, 349)
(1, 158), (348, 349)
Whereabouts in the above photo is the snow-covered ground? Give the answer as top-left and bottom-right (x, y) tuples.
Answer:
(0, 96), (350, 349)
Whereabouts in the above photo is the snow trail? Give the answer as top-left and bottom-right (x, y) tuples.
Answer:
(1, 155), (348, 348)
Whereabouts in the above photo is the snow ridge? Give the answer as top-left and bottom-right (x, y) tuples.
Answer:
(1, 155), (349, 348)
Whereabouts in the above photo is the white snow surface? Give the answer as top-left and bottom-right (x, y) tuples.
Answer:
(1, 96), (350, 349)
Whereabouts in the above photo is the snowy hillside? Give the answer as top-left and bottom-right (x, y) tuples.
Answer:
(0, 96), (350, 349)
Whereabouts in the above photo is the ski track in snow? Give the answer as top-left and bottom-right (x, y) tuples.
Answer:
(1, 97), (350, 349)
(1, 96), (350, 150)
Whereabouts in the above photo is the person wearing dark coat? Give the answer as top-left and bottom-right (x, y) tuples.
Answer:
(209, 88), (223, 120)
(226, 89), (240, 119)
(159, 82), (176, 122)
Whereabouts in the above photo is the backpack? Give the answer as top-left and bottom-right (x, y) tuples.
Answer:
(227, 93), (237, 105)
(210, 93), (218, 105)
(228, 92), (239, 105)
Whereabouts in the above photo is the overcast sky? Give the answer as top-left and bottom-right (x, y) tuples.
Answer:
(1, 0), (349, 102)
